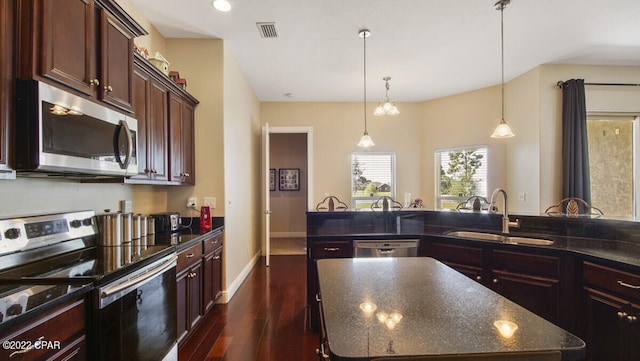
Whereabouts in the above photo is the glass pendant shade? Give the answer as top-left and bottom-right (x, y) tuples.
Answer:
(357, 132), (375, 147)
(491, 0), (514, 138)
(357, 29), (374, 148)
(491, 119), (515, 138)
(374, 77), (400, 116)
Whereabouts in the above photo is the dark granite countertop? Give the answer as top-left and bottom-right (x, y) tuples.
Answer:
(307, 210), (640, 270)
(175, 221), (224, 251)
(317, 258), (585, 361)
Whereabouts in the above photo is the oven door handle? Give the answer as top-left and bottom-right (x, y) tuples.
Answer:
(100, 255), (177, 300)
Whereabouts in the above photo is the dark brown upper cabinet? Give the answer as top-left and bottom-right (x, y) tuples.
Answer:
(16, 0), (146, 113)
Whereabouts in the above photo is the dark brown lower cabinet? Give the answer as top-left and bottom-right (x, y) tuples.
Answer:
(307, 239), (353, 331)
(583, 261), (640, 361)
(0, 298), (86, 361)
(177, 230), (224, 346)
(584, 288), (640, 361)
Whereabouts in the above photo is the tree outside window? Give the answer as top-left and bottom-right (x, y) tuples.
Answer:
(436, 147), (487, 209)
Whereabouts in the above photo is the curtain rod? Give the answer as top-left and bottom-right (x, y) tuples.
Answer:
(556, 81), (640, 88)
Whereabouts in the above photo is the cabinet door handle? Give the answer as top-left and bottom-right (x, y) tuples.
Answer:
(627, 315), (638, 323)
(90, 78), (100, 86)
(475, 276), (482, 281)
(315, 294), (322, 302)
(492, 278), (498, 284)
(104, 85), (113, 92)
(323, 247), (340, 252)
(617, 311), (628, 319)
(617, 280), (640, 289)
(186, 253), (195, 258)
(213, 256), (221, 260)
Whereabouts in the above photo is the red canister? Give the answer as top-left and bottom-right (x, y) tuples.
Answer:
(200, 206), (212, 233)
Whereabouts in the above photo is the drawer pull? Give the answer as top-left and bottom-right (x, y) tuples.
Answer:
(213, 256), (221, 260)
(617, 311), (628, 319)
(617, 280), (640, 289)
(9, 336), (44, 358)
(627, 315), (638, 323)
(186, 253), (195, 258)
(475, 275), (482, 282)
(323, 247), (340, 252)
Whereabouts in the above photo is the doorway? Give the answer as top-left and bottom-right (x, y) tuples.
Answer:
(262, 126), (313, 266)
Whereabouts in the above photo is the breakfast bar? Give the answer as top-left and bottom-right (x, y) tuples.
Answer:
(316, 258), (586, 360)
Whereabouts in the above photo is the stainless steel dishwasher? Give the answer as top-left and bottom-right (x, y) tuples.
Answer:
(353, 239), (419, 257)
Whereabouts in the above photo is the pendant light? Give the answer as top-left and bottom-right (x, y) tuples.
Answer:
(374, 77), (400, 116)
(357, 29), (375, 147)
(490, 0), (515, 138)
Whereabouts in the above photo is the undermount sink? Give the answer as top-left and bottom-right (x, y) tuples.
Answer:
(446, 231), (554, 246)
(446, 231), (504, 242)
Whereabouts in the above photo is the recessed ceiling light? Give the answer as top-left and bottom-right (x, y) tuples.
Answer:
(212, 0), (231, 12)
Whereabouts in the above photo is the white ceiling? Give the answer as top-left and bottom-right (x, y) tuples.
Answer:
(128, 0), (640, 102)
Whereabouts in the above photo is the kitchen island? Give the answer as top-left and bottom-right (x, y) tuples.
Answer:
(317, 257), (585, 360)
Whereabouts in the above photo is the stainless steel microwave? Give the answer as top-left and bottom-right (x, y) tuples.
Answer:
(14, 80), (138, 177)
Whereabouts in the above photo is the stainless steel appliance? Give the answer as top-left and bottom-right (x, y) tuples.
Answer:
(149, 212), (180, 234)
(14, 80), (138, 177)
(0, 211), (177, 361)
(353, 239), (419, 257)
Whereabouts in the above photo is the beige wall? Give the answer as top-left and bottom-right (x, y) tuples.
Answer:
(221, 42), (262, 297)
(421, 85), (507, 209)
(270, 133), (307, 235)
(260, 102), (423, 208)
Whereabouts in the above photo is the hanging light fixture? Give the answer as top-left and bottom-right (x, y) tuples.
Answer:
(490, 0), (515, 138)
(357, 29), (375, 147)
(374, 77), (400, 116)
(212, 0), (231, 12)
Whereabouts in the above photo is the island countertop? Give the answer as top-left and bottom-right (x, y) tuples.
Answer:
(317, 257), (585, 360)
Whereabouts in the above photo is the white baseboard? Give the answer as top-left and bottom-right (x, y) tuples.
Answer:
(270, 231), (306, 238)
(217, 250), (261, 304)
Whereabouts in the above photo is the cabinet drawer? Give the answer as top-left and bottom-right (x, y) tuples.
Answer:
(584, 261), (640, 302)
(430, 242), (483, 267)
(311, 241), (352, 259)
(177, 243), (203, 272)
(203, 232), (223, 254)
(492, 250), (559, 278)
(0, 299), (84, 361)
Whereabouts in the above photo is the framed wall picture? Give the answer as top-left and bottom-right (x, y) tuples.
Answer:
(279, 168), (300, 191)
(269, 169), (276, 191)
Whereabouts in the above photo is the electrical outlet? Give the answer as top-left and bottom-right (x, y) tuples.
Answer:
(187, 197), (197, 209)
(204, 197), (216, 209)
(518, 192), (526, 202)
(119, 200), (132, 213)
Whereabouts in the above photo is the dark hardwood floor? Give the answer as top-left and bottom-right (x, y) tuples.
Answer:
(178, 255), (320, 361)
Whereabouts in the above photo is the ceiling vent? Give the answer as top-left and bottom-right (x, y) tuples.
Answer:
(257, 22), (278, 38)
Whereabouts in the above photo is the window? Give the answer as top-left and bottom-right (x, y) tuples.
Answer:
(435, 147), (488, 210)
(351, 153), (395, 209)
(587, 114), (638, 218)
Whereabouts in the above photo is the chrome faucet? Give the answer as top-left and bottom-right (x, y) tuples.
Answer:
(490, 188), (520, 234)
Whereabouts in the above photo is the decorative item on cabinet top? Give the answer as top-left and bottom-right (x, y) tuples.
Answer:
(148, 51), (170, 76)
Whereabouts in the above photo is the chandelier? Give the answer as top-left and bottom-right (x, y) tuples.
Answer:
(374, 77), (400, 116)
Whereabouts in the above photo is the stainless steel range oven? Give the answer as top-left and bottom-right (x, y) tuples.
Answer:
(0, 211), (178, 361)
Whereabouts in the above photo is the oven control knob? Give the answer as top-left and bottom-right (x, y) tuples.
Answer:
(82, 218), (93, 226)
(70, 220), (82, 228)
(4, 228), (20, 240)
